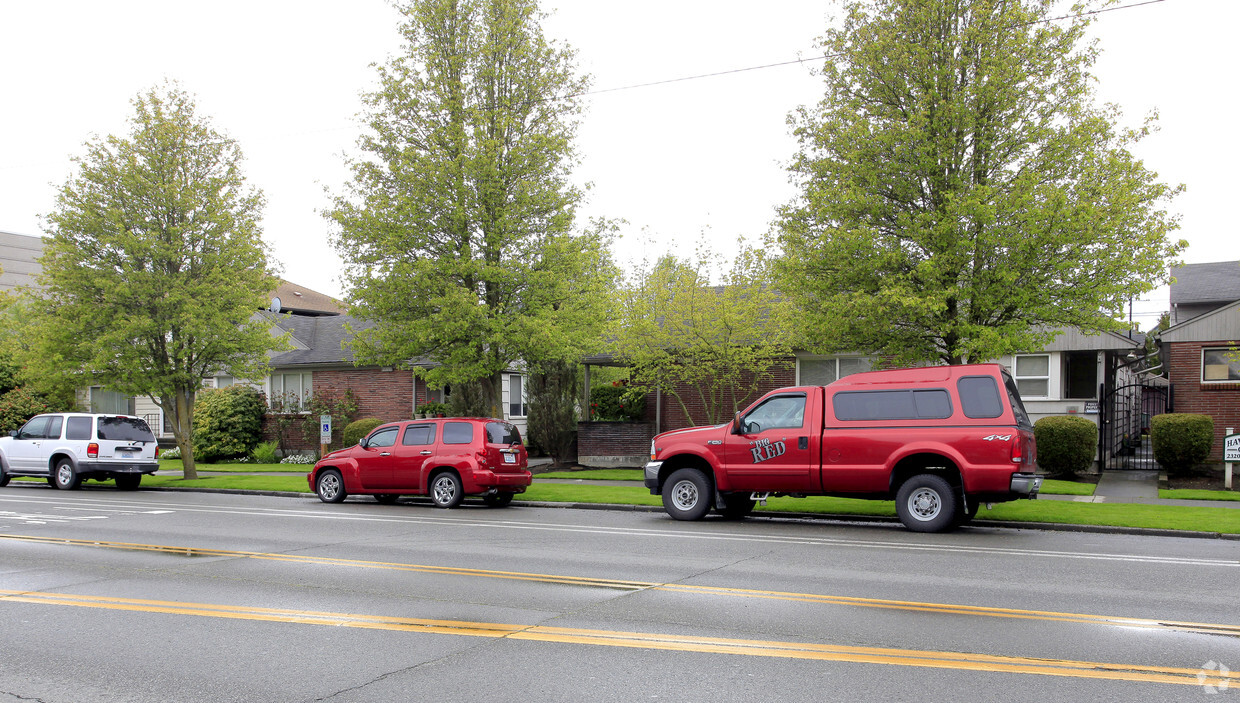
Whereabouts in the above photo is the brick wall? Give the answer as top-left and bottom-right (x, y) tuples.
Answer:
(577, 421), (654, 465)
(262, 368), (415, 452)
(1167, 341), (1240, 459)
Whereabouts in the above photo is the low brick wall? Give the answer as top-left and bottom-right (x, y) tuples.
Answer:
(577, 421), (654, 468)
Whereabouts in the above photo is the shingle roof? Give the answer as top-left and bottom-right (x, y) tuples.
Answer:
(1170, 261), (1240, 306)
(267, 313), (374, 366)
(270, 279), (346, 316)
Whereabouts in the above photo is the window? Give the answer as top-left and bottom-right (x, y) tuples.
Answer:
(425, 384), (449, 405)
(1202, 348), (1240, 382)
(798, 357), (872, 385)
(833, 390), (952, 421)
(509, 374), (526, 417)
(17, 416), (50, 440)
(44, 415), (64, 440)
(1013, 354), (1050, 398)
(443, 421), (474, 445)
(366, 427), (399, 448)
(958, 376), (1004, 419)
(402, 424), (435, 446)
(743, 394), (807, 432)
(66, 416), (93, 441)
(487, 422), (522, 445)
(89, 387), (130, 414)
(1063, 352), (1098, 399)
(97, 417), (155, 442)
(270, 372), (313, 411)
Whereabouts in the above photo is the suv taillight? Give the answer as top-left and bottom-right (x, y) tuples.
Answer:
(155, 446), (161, 459)
(87, 442), (99, 458)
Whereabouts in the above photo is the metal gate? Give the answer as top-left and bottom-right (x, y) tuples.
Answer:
(1098, 381), (1171, 470)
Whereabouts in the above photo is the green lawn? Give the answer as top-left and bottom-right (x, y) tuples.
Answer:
(157, 459), (309, 473)
(1160, 489), (1240, 502)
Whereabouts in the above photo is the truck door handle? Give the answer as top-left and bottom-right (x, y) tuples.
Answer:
(420, 450), (433, 455)
(379, 452), (391, 456)
(799, 437), (808, 450)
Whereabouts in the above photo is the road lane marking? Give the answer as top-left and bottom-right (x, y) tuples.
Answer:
(0, 588), (1233, 688)
(4, 533), (1238, 638)
(2, 493), (1238, 568)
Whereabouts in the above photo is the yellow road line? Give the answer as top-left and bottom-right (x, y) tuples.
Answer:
(0, 588), (1234, 688)
(4, 533), (1239, 639)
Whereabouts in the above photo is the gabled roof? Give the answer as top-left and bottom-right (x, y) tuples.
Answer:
(266, 312), (373, 366)
(1159, 299), (1240, 343)
(270, 279), (346, 316)
(1170, 261), (1240, 307)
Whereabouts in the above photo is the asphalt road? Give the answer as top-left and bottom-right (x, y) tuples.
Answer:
(1, 486), (1238, 702)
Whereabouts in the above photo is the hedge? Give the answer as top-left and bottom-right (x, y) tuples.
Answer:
(343, 417), (384, 447)
(1151, 413), (1214, 476)
(1034, 415), (1097, 477)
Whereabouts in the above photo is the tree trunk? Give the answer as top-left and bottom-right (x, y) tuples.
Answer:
(163, 387), (198, 480)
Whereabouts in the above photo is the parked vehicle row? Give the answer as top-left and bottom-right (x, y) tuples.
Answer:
(1, 364), (1042, 533)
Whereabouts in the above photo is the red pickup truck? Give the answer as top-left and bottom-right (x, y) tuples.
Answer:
(643, 364), (1041, 532)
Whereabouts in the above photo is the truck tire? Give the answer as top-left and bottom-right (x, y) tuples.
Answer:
(717, 493), (755, 520)
(896, 474), (958, 533)
(662, 468), (713, 521)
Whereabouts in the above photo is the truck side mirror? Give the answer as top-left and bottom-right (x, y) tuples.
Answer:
(732, 412), (742, 435)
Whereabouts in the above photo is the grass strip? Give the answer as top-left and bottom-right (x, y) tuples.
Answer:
(1160, 489), (1240, 502)
(157, 460), (308, 473)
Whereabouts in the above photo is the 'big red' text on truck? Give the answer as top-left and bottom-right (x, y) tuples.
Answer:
(643, 364), (1041, 532)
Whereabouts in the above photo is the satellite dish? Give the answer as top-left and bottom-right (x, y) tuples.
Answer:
(270, 296), (282, 313)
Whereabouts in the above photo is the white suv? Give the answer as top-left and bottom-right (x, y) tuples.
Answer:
(0, 413), (160, 490)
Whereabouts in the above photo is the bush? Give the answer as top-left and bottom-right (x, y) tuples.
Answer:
(588, 382), (645, 422)
(192, 385), (268, 463)
(0, 387), (53, 435)
(527, 360), (578, 465)
(1151, 413), (1214, 476)
(1034, 415), (1097, 477)
(343, 417), (384, 447)
(251, 440), (280, 464)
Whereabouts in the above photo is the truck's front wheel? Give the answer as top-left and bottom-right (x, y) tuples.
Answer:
(662, 468), (712, 521)
(896, 474), (958, 533)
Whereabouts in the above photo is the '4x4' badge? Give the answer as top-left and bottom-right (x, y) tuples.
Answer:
(982, 434), (1013, 442)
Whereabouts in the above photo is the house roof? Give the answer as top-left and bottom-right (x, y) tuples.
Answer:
(1170, 261), (1240, 307)
(267, 312), (373, 366)
(1159, 299), (1240, 343)
(270, 279), (346, 316)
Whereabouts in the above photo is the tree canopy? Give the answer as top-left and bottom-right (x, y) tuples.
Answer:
(775, 0), (1184, 365)
(36, 82), (282, 478)
(613, 244), (797, 426)
(328, 0), (616, 417)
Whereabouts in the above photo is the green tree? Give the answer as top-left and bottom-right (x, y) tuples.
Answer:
(329, 0), (616, 417)
(36, 82), (283, 479)
(775, 0), (1184, 366)
(526, 359), (578, 465)
(613, 245), (797, 426)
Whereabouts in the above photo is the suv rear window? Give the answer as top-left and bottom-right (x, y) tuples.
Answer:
(486, 422), (521, 445)
(443, 421), (474, 445)
(96, 417), (156, 442)
(66, 416), (93, 440)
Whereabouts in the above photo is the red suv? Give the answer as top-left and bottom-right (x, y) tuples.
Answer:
(308, 418), (531, 508)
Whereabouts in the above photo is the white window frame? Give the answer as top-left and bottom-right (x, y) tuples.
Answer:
(1201, 347), (1240, 383)
(1013, 354), (1051, 399)
(508, 374), (527, 418)
(269, 372), (314, 412)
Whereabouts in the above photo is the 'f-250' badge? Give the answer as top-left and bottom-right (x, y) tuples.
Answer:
(750, 437), (787, 463)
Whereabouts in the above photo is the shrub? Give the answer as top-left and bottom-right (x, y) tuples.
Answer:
(1151, 413), (1214, 476)
(589, 382), (645, 422)
(1034, 415), (1097, 478)
(526, 360), (578, 465)
(192, 385), (268, 463)
(299, 389), (360, 447)
(251, 440), (280, 464)
(0, 387), (53, 435)
(343, 417), (384, 447)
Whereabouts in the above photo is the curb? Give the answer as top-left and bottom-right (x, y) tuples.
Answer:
(140, 486), (1240, 541)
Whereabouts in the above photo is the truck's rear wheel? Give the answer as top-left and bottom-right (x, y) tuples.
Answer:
(896, 474), (958, 533)
(662, 468), (712, 521)
(717, 493), (755, 520)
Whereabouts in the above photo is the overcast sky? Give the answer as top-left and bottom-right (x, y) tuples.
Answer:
(2, 0), (1234, 329)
